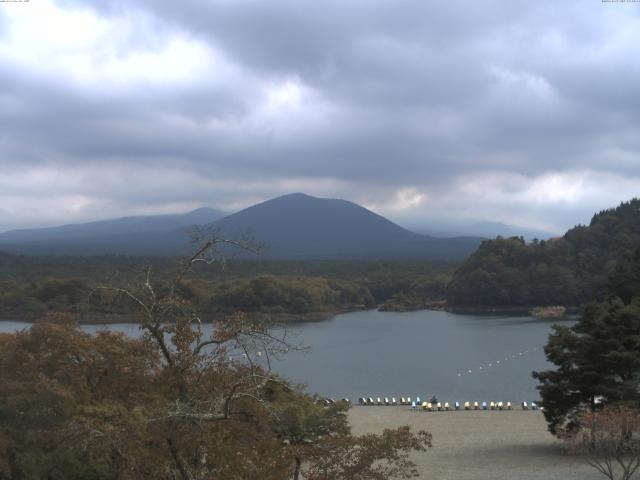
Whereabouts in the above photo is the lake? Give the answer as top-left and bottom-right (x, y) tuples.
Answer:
(1, 309), (570, 404)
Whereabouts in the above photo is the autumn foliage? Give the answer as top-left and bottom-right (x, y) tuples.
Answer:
(0, 239), (431, 479)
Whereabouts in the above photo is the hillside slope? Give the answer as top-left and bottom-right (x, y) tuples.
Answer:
(446, 199), (640, 306)
(0, 208), (226, 255)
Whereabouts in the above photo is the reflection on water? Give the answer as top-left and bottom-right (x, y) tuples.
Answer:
(1, 309), (573, 402)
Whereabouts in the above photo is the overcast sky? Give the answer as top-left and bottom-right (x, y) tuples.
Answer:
(1, 0), (639, 234)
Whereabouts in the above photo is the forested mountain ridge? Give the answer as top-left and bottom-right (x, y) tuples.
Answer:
(446, 198), (640, 307)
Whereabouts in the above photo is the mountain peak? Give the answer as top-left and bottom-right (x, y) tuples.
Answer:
(209, 193), (481, 260)
(263, 192), (321, 204)
(279, 192), (315, 199)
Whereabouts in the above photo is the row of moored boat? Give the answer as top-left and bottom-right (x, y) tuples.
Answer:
(357, 397), (542, 410)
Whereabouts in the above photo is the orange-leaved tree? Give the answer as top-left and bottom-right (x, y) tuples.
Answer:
(0, 234), (431, 479)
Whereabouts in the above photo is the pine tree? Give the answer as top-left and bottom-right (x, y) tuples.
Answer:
(534, 248), (640, 435)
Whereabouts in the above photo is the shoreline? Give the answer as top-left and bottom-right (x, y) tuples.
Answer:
(0, 303), (579, 325)
(0, 307), (363, 325)
(445, 305), (580, 317)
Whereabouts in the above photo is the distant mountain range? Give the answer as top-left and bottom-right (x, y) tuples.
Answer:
(0, 208), (226, 256)
(414, 220), (557, 241)
(0, 193), (483, 260)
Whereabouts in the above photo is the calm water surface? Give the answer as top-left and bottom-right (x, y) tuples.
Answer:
(2, 309), (570, 403)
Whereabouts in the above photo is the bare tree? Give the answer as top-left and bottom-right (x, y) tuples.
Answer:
(90, 231), (299, 479)
(60, 230), (431, 480)
(565, 406), (640, 480)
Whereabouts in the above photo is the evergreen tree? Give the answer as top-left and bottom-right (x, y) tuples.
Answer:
(609, 247), (640, 304)
(533, 248), (640, 434)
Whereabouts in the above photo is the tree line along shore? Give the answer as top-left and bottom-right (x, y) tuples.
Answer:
(0, 256), (452, 322)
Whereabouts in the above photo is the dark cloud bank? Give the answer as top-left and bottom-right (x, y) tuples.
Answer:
(0, 0), (639, 233)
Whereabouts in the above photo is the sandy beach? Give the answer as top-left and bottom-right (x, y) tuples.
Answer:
(348, 407), (602, 480)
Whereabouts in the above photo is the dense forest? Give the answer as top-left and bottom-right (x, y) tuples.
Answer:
(0, 254), (452, 321)
(447, 199), (640, 307)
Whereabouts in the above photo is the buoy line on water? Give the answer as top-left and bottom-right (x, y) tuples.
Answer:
(456, 347), (539, 377)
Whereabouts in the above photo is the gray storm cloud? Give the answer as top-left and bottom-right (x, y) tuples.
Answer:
(0, 0), (639, 232)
